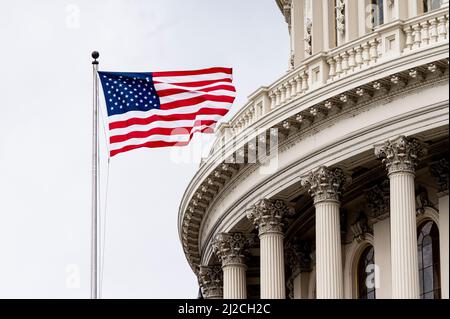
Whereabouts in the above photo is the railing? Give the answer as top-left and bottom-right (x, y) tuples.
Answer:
(211, 8), (449, 153)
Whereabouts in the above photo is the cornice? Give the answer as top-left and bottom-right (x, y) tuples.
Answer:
(178, 50), (449, 271)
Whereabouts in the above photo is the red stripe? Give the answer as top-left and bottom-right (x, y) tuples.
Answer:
(110, 120), (218, 144)
(152, 67), (232, 77)
(157, 84), (236, 98)
(153, 78), (232, 87)
(160, 95), (235, 110)
(109, 107), (229, 130)
(110, 127), (214, 157)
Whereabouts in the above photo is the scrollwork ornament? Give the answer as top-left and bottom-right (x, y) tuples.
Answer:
(375, 136), (424, 175)
(247, 199), (295, 235)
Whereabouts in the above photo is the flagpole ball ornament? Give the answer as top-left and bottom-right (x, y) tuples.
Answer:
(91, 51), (99, 64)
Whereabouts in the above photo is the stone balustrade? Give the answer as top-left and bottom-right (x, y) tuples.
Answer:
(213, 8), (448, 143)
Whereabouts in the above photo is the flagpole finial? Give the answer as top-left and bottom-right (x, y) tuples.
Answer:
(92, 51), (99, 65)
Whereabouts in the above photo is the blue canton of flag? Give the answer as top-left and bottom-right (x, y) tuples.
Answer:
(99, 72), (161, 116)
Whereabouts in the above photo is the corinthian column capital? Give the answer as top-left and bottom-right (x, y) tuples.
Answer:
(212, 232), (254, 267)
(301, 166), (350, 204)
(247, 199), (295, 235)
(198, 265), (223, 299)
(375, 136), (424, 175)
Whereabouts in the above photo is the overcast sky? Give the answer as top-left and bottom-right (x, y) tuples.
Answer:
(0, 0), (288, 298)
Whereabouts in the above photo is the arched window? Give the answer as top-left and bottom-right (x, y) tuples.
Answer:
(357, 246), (376, 299)
(418, 221), (441, 299)
(424, 0), (448, 12)
(370, 0), (384, 29)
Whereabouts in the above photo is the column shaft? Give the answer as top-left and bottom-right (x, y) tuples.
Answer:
(260, 232), (286, 299)
(390, 172), (420, 299)
(439, 195), (449, 299)
(291, 0), (305, 66)
(316, 201), (344, 299)
(373, 218), (392, 298)
(223, 265), (247, 299)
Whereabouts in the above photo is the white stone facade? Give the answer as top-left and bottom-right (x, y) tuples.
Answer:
(181, 0), (449, 299)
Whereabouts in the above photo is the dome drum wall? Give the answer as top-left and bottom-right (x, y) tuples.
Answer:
(178, 1), (449, 299)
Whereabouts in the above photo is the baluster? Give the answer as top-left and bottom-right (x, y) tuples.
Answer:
(295, 75), (302, 95)
(275, 89), (281, 108)
(280, 86), (286, 104)
(362, 42), (371, 65)
(403, 26), (414, 50)
(284, 82), (291, 101)
(412, 23), (422, 48)
(348, 48), (356, 71)
(429, 18), (439, 43)
(301, 72), (309, 92)
(420, 21), (430, 45)
(369, 39), (379, 62)
(269, 91), (276, 110)
(327, 58), (336, 79)
(341, 52), (349, 74)
(334, 55), (343, 76)
(289, 79), (296, 97)
(438, 16), (448, 41)
(355, 46), (364, 67)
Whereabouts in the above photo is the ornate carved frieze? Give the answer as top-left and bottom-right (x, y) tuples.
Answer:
(336, 0), (345, 35)
(365, 180), (390, 221)
(247, 199), (295, 235)
(198, 265), (223, 299)
(212, 232), (254, 267)
(375, 136), (424, 175)
(304, 18), (312, 55)
(350, 212), (372, 243)
(301, 166), (350, 204)
(415, 185), (433, 215)
(430, 158), (449, 195)
(285, 240), (312, 276)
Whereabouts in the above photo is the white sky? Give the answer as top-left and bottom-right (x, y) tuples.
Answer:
(0, 0), (288, 298)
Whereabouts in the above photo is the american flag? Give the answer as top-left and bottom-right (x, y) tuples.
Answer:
(98, 67), (236, 157)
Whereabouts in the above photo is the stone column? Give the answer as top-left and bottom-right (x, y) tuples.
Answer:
(302, 166), (348, 299)
(366, 180), (392, 299)
(430, 158), (449, 299)
(285, 240), (312, 299)
(212, 232), (253, 299)
(198, 265), (223, 299)
(311, 0), (324, 54)
(247, 199), (294, 299)
(345, 0), (360, 43)
(375, 136), (424, 299)
(291, 0), (305, 66)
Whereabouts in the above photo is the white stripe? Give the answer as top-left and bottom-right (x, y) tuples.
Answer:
(108, 100), (231, 123)
(110, 114), (223, 136)
(159, 90), (236, 104)
(152, 72), (232, 84)
(154, 81), (235, 92)
(109, 124), (216, 151)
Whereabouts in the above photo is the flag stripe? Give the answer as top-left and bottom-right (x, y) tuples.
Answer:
(152, 67), (232, 77)
(109, 105), (230, 130)
(110, 114), (223, 137)
(152, 72), (232, 84)
(157, 85), (236, 97)
(153, 77), (232, 88)
(110, 119), (219, 144)
(109, 126), (215, 157)
(160, 94), (235, 110)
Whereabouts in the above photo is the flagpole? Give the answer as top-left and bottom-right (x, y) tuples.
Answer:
(91, 51), (100, 299)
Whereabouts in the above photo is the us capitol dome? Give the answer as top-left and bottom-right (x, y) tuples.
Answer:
(178, 0), (449, 299)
